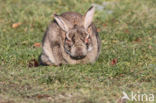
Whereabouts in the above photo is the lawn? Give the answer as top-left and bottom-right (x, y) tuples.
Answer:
(0, 0), (156, 103)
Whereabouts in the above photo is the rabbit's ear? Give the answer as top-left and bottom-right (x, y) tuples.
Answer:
(54, 14), (72, 32)
(84, 6), (95, 29)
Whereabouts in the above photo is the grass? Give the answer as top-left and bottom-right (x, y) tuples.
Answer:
(0, 0), (156, 103)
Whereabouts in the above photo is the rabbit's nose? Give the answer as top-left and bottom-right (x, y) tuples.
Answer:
(71, 46), (87, 59)
(75, 47), (87, 57)
(76, 47), (83, 56)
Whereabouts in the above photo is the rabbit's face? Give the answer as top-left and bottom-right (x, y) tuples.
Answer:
(54, 6), (95, 59)
(64, 26), (92, 59)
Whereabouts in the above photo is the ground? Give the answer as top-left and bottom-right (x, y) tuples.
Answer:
(0, 0), (156, 103)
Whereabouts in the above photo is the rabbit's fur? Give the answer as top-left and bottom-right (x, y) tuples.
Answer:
(39, 6), (101, 66)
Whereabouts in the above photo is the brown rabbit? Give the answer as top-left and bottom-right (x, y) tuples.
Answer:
(39, 6), (101, 66)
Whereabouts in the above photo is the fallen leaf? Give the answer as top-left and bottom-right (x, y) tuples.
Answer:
(110, 58), (118, 66)
(12, 22), (22, 28)
(37, 94), (50, 99)
(120, 74), (124, 77)
(28, 59), (39, 67)
(103, 23), (107, 27)
(135, 38), (141, 42)
(97, 28), (101, 32)
(33, 42), (41, 47)
(30, 94), (51, 99)
(124, 29), (129, 34)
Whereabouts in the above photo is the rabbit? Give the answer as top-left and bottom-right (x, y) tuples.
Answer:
(39, 6), (101, 66)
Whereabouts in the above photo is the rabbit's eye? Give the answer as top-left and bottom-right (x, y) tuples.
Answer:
(85, 38), (88, 44)
(85, 37), (90, 44)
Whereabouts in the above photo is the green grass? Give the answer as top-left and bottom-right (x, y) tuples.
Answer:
(0, 0), (156, 103)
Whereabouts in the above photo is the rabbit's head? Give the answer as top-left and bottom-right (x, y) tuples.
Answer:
(54, 6), (95, 59)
